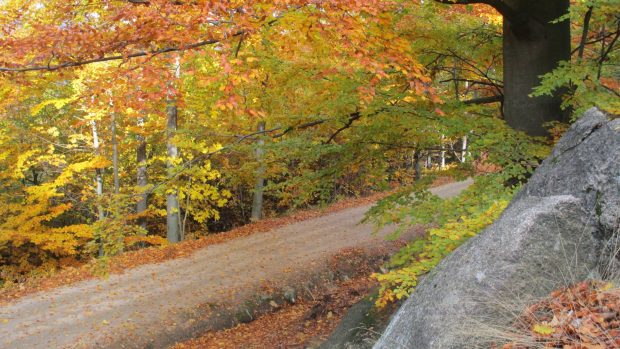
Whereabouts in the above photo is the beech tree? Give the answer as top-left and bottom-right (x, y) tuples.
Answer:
(0, 0), (616, 284)
(438, 0), (571, 136)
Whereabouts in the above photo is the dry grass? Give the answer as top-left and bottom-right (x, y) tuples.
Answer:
(466, 223), (620, 349)
(491, 280), (620, 349)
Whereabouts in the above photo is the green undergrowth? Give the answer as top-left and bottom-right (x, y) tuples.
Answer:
(367, 174), (515, 307)
(365, 119), (556, 307)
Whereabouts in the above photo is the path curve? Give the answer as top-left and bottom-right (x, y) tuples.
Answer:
(0, 180), (472, 349)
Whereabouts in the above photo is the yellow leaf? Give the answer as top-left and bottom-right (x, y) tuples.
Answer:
(30, 97), (76, 115)
(46, 127), (60, 137)
(600, 282), (614, 291)
(532, 323), (554, 336)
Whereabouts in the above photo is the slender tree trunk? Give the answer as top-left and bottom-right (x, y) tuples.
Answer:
(502, 0), (571, 136)
(440, 135), (446, 169)
(250, 120), (266, 222)
(461, 135), (468, 163)
(111, 113), (120, 194)
(92, 121), (105, 219)
(136, 117), (148, 230)
(577, 7), (594, 60)
(91, 120), (105, 257)
(414, 151), (422, 181)
(166, 55), (181, 243)
(453, 64), (460, 101)
(166, 103), (181, 243)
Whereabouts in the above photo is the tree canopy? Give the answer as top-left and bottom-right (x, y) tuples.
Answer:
(0, 0), (617, 286)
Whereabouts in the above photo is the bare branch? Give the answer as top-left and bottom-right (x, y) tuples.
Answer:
(578, 6), (594, 59)
(440, 78), (503, 88)
(324, 112), (363, 144)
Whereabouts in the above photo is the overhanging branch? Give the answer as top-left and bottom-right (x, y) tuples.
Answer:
(0, 31), (245, 73)
(324, 112), (363, 144)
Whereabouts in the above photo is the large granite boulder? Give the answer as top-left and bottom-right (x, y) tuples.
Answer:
(373, 108), (620, 349)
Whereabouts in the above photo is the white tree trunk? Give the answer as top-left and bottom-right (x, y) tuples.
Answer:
(91, 121), (105, 220)
(440, 134), (446, 169)
(461, 135), (468, 163)
(92, 120), (105, 257)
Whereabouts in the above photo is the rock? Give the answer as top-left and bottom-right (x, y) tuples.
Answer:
(516, 108), (620, 276)
(319, 297), (375, 349)
(516, 108), (620, 236)
(283, 287), (297, 304)
(374, 196), (599, 348)
(235, 308), (254, 324)
(373, 108), (620, 349)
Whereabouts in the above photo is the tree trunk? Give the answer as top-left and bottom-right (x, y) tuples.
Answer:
(91, 120), (105, 257)
(166, 55), (181, 243)
(440, 134), (446, 169)
(136, 117), (148, 230)
(250, 120), (266, 222)
(414, 151), (422, 181)
(166, 103), (181, 243)
(111, 113), (120, 194)
(461, 135), (468, 163)
(92, 121), (105, 220)
(502, 0), (571, 136)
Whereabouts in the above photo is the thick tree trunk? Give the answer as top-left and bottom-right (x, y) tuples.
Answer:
(250, 120), (266, 222)
(502, 0), (570, 136)
(136, 117), (148, 230)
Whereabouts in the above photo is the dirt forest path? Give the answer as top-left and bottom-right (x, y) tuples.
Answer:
(0, 180), (472, 349)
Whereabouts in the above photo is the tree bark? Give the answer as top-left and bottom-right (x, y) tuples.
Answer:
(136, 117), (148, 230)
(577, 7), (593, 60)
(92, 121), (105, 220)
(501, 0), (571, 136)
(166, 56), (181, 243)
(250, 120), (266, 222)
(111, 113), (120, 194)
(461, 135), (468, 163)
(440, 135), (446, 169)
(91, 120), (105, 257)
(437, 0), (571, 136)
(166, 103), (181, 243)
(414, 151), (422, 181)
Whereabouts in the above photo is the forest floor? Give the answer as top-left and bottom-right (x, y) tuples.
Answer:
(172, 270), (382, 349)
(0, 179), (472, 349)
